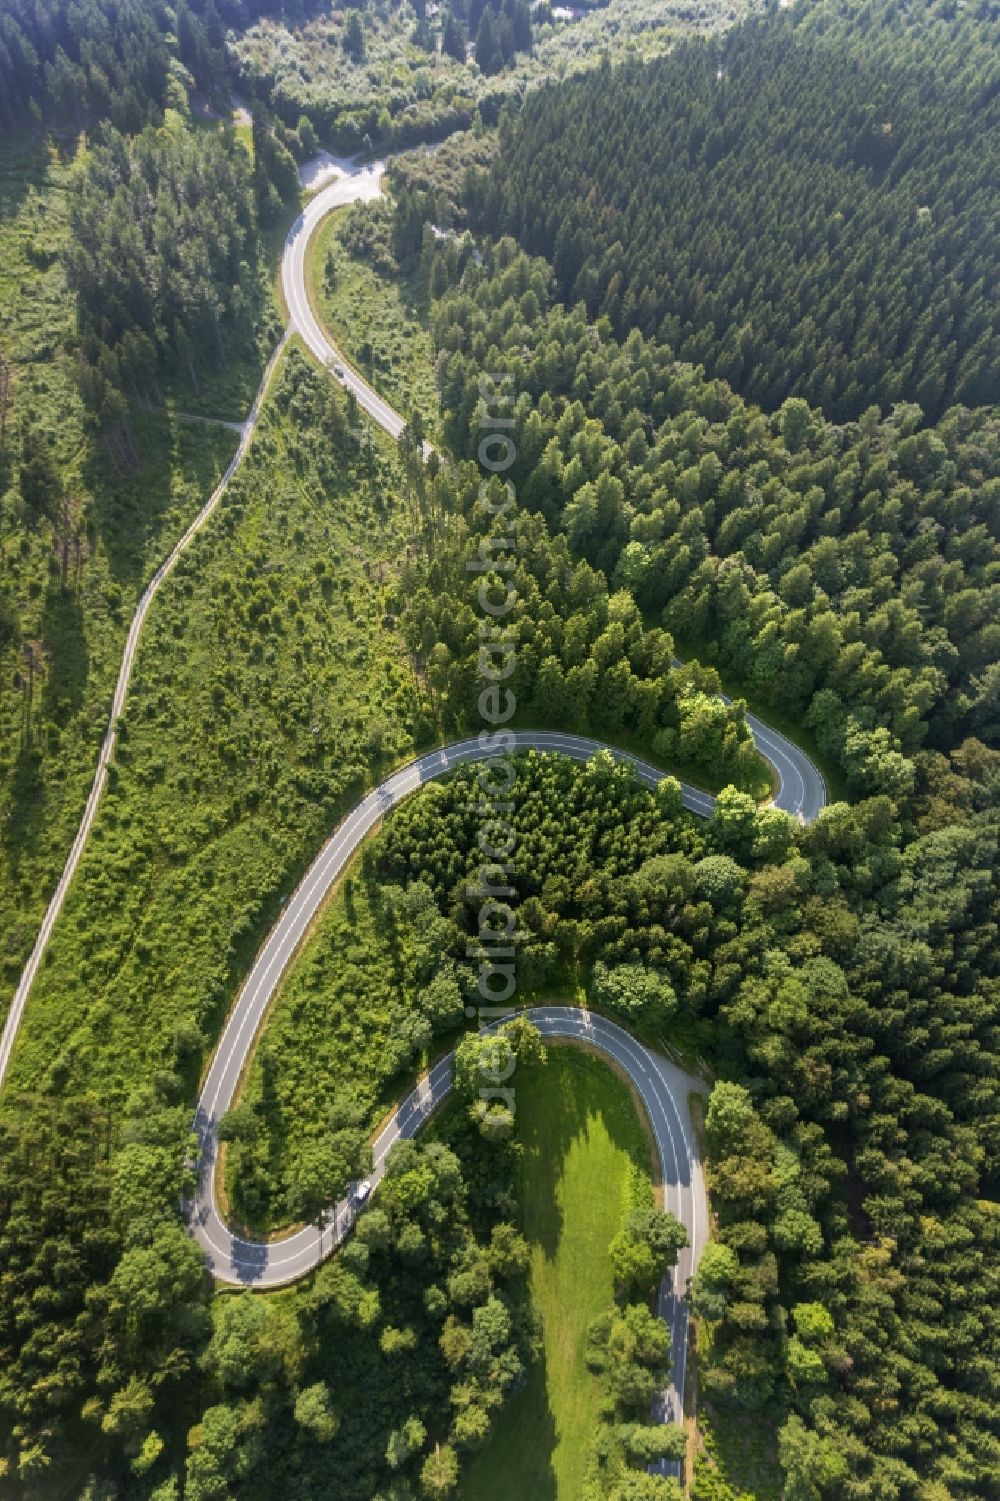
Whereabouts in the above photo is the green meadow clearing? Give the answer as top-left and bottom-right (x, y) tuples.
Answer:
(460, 1046), (655, 1501)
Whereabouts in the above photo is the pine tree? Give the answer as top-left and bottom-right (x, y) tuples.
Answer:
(343, 10), (365, 61)
(475, 6), (502, 76)
(442, 8), (467, 62)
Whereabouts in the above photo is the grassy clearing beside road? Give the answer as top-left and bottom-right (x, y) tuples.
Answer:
(459, 1046), (654, 1501)
(307, 205), (439, 438)
(693, 1377), (784, 1498)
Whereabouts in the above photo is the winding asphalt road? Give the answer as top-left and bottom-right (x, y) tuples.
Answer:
(0, 154), (824, 1087)
(187, 725), (811, 1445)
(1, 152), (826, 1455)
(281, 159), (408, 439)
(191, 1000), (707, 1463)
(189, 735), (712, 1285)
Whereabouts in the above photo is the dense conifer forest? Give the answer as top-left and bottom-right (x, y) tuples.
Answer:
(373, 748), (1000, 1496)
(470, 0), (1000, 420)
(0, 0), (274, 137)
(366, 141), (1000, 1489)
(65, 123), (261, 425)
(415, 235), (1000, 788)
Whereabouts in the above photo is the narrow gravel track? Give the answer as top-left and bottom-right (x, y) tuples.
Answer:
(0, 333), (288, 1084)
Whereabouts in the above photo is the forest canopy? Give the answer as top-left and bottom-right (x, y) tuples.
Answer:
(0, 0), (313, 140)
(64, 121), (261, 424)
(470, 0), (1000, 421)
(0, 0), (998, 1494)
(419, 235), (1000, 790)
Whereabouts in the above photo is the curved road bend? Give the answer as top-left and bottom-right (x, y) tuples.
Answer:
(746, 711), (825, 822)
(191, 1003), (707, 1467)
(288, 164), (827, 821)
(281, 161), (407, 439)
(1, 154), (825, 1086)
(187, 728), (778, 1449)
(671, 657), (826, 822)
(190, 730), (719, 1288)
